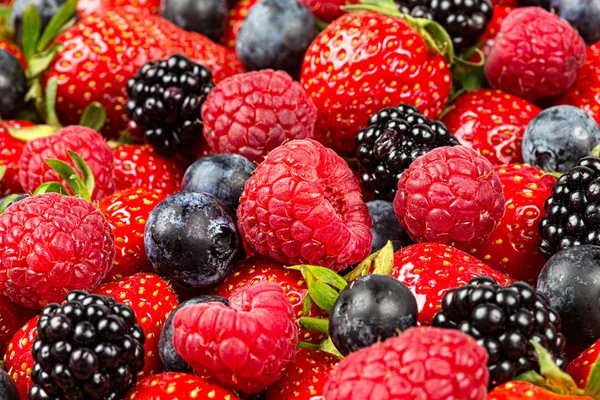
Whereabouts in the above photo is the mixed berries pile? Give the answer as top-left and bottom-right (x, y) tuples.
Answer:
(0, 0), (598, 397)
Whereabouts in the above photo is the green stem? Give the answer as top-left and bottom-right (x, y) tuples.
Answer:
(299, 317), (330, 334)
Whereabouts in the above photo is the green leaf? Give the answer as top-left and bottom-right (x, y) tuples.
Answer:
(302, 294), (313, 317)
(21, 3), (41, 61)
(514, 370), (553, 392)
(0, 5), (11, 24)
(5, 124), (56, 142)
(414, 17), (455, 61)
(27, 44), (62, 79)
(304, 269), (339, 313)
(67, 151), (95, 198)
(44, 158), (90, 201)
(33, 181), (69, 196)
(372, 241), (395, 275)
(0, 165), (5, 181)
(0, 194), (20, 214)
(79, 102), (107, 132)
(36, 0), (77, 52)
(585, 356), (600, 398)
(531, 341), (580, 394)
(304, 265), (348, 291)
(296, 342), (321, 350)
(319, 337), (343, 358)
(45, 77), (61, 128)
(299, 317), (329, 334)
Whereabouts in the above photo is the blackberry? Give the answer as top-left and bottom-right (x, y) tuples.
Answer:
(394, 0), (493, 52)
(29, 291), (145, 400)
(538, 156), (600, 259)
(432, 277), (566, 388)
(356, 104), (459, 201)
(126, 54), (214, 158)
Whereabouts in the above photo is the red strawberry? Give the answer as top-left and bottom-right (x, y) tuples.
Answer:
(214, 256), (328, 344)
(442, 90), (540, 166)
(488, 381), (594, 400)
(0, 39), (27, 69)
(222, 0), (260, 49)
(4, 316), (38, 400)
(301, 12), (451, 156)
(567, 339), (599, 389)
(77, 0), (160, 16)
(126, 372), (240, 399)
(0, 121), (34, 196)
(93, 273), (179, 378)
(0, 295), (36, 353)
(266, 348), (339, 400)
(392, 243), (514, 324)
(112, 144), (185, 194)
(98, 187), (168, 283)
(45, 9), (244, 139)
(468, 164), (556, 284)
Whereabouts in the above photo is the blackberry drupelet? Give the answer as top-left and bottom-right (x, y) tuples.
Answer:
(394, 0), (493, 52)
(538, 156), (600, 259)
(126, 54), (214, 158)
(29, 291), (145, 400)
(356, 104), (459, 201)
(433, 276), (566, 388)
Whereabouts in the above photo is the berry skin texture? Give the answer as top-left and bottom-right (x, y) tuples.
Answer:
(323, 327), (489, 400)
(0, 369), (18, 400)
(0, 50), (26, 118)
(301, 12), (451, 156)
(484, 7), (586, 101)
(222, 0), (260, 49)
(392, 243), (514, 324)
(394, 146), (505, 246)
(442, 90), (540, 166)
(0, 39), (27, 69)
(266, 348), (339, 400)
(0, 120), (34, 196)
(567, 339), (599, 388)
(93, 273), (179, 378)
(488, 381), (594, 399)
(98, 187), (168, 283)
(0, 193), (115, 309)
(126, 372), (240, 399)
(173, 281), (298, 394)
(237, 139), (372, 271)
(468, 164), (555, 284)
(18, 125), (116, 200)
(299, 0), (357, 22)
(4, 316), (38, 399)
(0, 295), (36, 352)
(202, 70), (317, 164)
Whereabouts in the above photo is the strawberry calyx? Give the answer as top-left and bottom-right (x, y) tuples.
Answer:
(33, 150), (96, 201)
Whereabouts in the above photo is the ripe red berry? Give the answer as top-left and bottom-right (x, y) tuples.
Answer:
(298, 0), (357, 22)
(202, 70), (317, 163)
(237, 139), (372, 271)
(323, 327), (489, 400)
(488, 381), (594, 400)
(4, 316), (38, 399)
(0, 295), (36, 352)
(173, 281), (298, 393)
(0, 121), (34, 196)
(567, 339), (599, 389)
(126, 372), (240, 399)
(18, 126), (116, 200)
(394, 146), (505, 246)
(0, 193), (115, 309)
(485, 7), (586, 101)
(222, 0), (260, 49)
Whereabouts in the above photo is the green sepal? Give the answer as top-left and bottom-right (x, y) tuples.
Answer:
(299, 317), (329, 334)
(319, 337), (343, 358)
(584, 355), (600, 398)
(372, 241), (395, 275)
(344, 251), (378, 282)
(21, 3), (42, 61)
(4, 123), (56, 142)
(107, 130), (141, 149)
(304, 268), (339, 313)
(45, 77), (61, 128)
(44, 158), (91, 201)
(297, 341), (320, 350)
(302, 294), (313, 317)
(0, 165), (5, 181)
(67, 150), (95, 198)
(27, 43), (62, 79)
(0, 194), (20, 214)
(33, 181), (69, 196)
(36, 0), (77, 52)
(0, 5), (10, 23)
(79, 102), (107, 132)
(315, 18), (329, 31)
(591, 144), (600, 158)
(302, 265), (348, 291)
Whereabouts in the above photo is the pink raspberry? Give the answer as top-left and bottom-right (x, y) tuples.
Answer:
(172, 281), (298, 394)
(237, 139), (372, 271)
(485, 7), (586, 101)
(0, 193), (115, 308)
(201, 69), (317, 163)
(18, 126), (116, 200)
(393, 146), (505, 246)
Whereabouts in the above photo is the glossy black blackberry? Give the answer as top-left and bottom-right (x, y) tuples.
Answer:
(29, 291), (145, 400)
(126, 54), (214, 158)
(394, 0), (493, 52)
(356, 104), (459, 201)
(538, 156), (600, 259)
(432, 277), (566, 388)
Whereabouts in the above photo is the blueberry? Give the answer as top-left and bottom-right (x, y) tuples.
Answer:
(159, 295), (229, 372)
(144, 192), (241, 289)
(329, 274), (418, 356)
(11, 0), (73, 46)
(0, 369), (18, 400)
(522, 105), (600, 174)
(537, 244), (600, 355)
(366, 200), (413, 252)
(181, 154), (255, 212)
(550, 0), (600, 44)
(235, 0), (319, 79)
(0, 50), (26, 118)
(160, 0), (227, 42)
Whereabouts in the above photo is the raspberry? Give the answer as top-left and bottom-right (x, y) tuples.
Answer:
(393, 146), (505, 246)
(323, 327), (489, 400)
(0, 193), (115, 308)
(172, 281), (298, 393)
(18, 126), (116, 200)
(484, 7), (586, 101)
(237, 139), (372, 271)
(202, 70), (317, 163)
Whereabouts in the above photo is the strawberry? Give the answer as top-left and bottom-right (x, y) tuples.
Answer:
(44, 8), (244, 139)
(98, 187), (168, 283)
(488, 382), (594, 400)
(392, 243), (514, 324)
(125, 372), (240, 399)
(568, 340), (600, 389)
(467, 164), (556, 284)
(0, 295), (36, 353)
(266, 348), (339, 400)
(0, 39), (27, 69)
(299, 0), (359, 22)
(300, 12), (452, 156)
(441, 89), (541, 165)
(222, 0), (260, 49)
(4, 316), (38, 400)
(214, 257), (328, 344)
(76, 0), (160, 17)
(0, 121), (35, 196)
(112, 144), (186, 194)
(93, 273), (179, 378)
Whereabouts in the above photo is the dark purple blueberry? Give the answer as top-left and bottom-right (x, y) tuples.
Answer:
(161, 0), (227, 42)
(0, 50), (26, 118)
(366, 200), (414, 253)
